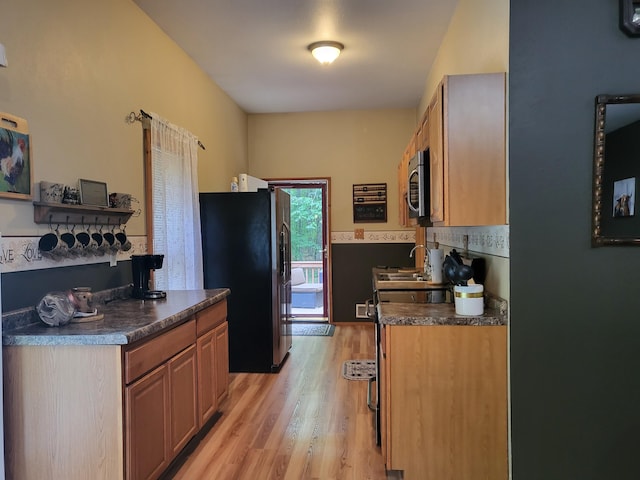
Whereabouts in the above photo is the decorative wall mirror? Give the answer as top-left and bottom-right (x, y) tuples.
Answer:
(592, 94), (640, 246)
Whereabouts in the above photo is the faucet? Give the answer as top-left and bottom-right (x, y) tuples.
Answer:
(409, 244), (425, 258)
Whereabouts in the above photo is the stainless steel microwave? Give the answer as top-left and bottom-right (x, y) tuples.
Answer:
(407, 149), (431, 225)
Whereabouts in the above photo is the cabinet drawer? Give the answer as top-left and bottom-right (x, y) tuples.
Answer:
(125, 320), (196, 385)
(196, 300), (227, 336)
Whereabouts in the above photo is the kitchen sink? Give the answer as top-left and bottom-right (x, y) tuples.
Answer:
(376, 272), (424, 281)
(375, 271), (450, 291)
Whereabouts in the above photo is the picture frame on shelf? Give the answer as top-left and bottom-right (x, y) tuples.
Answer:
(78, 179), (109, 207)
(0, 113), (33, 200)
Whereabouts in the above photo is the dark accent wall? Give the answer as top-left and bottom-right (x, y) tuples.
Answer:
(331, 243), (414, 322)
(510, 1), (640, 479)
(1, 262), (132, 312)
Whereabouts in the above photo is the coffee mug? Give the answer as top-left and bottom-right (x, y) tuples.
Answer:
(38, 228), (68, 259)
(40, 181), (64, 203)
(102, 230), (120, 252)
(60, 228), (83, 256)
(75, 230), (91, 249)
(96, 228), (112, 255)
(81, 228), (101, 255)
(115, 230), (132, 252)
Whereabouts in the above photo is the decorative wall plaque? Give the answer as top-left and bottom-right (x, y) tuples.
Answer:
(353, 183), (387, 223)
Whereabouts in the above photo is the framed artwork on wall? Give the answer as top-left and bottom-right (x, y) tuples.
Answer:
(353, 183), (387, 223)
(0, 113), (32, 200)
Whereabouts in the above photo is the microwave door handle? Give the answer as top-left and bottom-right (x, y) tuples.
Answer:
(407, 168), (419, 213)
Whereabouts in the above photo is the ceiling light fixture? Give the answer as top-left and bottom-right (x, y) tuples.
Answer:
(308, 41), (344, 65)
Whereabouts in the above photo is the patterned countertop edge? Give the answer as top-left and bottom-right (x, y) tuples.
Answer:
(377, 294), (508, 327)
(2, 287), (230, 346)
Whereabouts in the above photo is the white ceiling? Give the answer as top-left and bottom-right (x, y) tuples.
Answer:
(133, 0), (458, 114)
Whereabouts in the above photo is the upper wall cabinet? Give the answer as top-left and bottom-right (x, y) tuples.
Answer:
(397, 136), (417, 228)
(429, 73), (506, 226)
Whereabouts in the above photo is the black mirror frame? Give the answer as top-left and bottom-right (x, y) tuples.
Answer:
(592, 94), (640, 246)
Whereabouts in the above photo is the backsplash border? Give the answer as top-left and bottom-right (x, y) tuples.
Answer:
(330, 225), (509, 258)
(0, 236), (148, 273)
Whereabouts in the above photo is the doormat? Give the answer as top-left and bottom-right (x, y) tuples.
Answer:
(342, 359), (376, 381)
(291, 323), (335, 336)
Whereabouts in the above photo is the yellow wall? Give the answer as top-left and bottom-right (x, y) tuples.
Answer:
(418, 0), (510, 117)
(248, 109), (415, 231)
(0, 0), (247, 236)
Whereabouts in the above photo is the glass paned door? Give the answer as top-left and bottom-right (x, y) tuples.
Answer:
(268, 180), (329, 320)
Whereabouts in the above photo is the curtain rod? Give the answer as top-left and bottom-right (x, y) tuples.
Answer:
(127, 109), (206, 151)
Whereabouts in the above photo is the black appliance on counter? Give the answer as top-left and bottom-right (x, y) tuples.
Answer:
(199, 188), (292, 373)
(131, 254), (167, 299)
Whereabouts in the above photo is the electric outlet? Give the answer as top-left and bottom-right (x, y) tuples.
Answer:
(354, 228), (365, 239)
(355, 303), (368, 318)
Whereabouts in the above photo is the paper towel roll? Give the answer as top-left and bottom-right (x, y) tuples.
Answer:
(428, 248), (444, 283)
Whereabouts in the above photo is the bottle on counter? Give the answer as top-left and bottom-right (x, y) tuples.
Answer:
(230, 176), (239, 192)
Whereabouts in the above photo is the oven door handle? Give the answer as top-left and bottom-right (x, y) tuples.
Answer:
(367, 376), (377, 411)
(365, 298), (374, 319)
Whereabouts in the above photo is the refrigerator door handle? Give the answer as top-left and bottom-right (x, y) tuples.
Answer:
(279, 230), (285, 276)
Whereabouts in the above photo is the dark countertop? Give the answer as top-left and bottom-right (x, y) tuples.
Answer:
(377, 301), (507, 326)
(373, 267), (507, 326)
(2, 287), (230, 346)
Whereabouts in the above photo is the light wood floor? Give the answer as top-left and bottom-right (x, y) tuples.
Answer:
(172, 323), (392, 480)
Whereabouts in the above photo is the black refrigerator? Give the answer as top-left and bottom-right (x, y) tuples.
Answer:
(199, 188), (292, 373)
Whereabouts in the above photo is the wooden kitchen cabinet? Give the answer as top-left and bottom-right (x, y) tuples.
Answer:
(379, 324), (508, 480)
(415, 108), (429, 151)
(397, 137), (417, 227)
(3, 297), (229, 480)
(429, 73), (506, 226)
(196, 299), (229, 426)
(126, 344), (198, 480)
(125, 363), (170, 480)
(168, 345), (198, 457)
(124, 321), (197, 480)
(214, 321), (229, 403)
(428, 85), (444, 223)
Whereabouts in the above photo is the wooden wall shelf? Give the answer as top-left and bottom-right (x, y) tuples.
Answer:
(33, 202), (134, 226)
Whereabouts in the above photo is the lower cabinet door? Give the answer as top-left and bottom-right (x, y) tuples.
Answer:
(125, 364), (170, 480)
(214, 321), (229, 403)
(197, 329), (217, 426)
(169, 345), (199, 456)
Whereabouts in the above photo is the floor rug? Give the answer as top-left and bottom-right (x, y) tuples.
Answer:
(291, 323), (335, 336)
(342, 359), (376, 380)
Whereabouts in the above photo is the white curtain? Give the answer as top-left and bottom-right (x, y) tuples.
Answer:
(149, 113), (203, 290)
